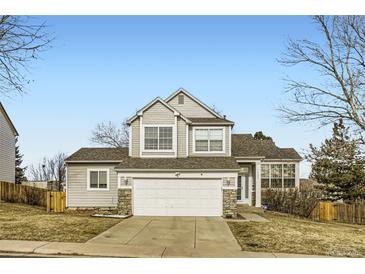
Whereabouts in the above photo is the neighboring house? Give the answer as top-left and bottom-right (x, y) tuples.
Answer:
(65, 88), (302, 217)
(0, 102), (18, 183)
(22, 181), (48, 189)
(22, 181), (64, 191)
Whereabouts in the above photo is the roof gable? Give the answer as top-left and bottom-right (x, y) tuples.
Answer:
(127, 97), (190, 124)
(165, 88), (222, 118)
(0, 102), (18, 136)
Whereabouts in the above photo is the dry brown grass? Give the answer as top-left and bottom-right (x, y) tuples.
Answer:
(0, 202), (121, 243)
(228, 206), (365, 257)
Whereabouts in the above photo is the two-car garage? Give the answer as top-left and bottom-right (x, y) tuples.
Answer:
(133, 178), (223, 216)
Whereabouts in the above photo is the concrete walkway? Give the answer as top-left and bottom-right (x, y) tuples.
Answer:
(0, 240), (329, 258)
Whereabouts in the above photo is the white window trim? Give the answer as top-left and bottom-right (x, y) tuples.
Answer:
(228, 126), (232, 156)
(128, 125), (133, 157)
(87, 168), (110, 191)
(261, 162), (298, 190)
(185, 124), (189, 157)
(192, 126), (226, 154)
(142, 124), (176, 153)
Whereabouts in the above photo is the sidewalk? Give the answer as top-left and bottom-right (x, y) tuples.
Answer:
(0, 240), (329, 258)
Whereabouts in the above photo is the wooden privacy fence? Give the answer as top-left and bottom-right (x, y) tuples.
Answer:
(0, 181), (47, 207)
(310, 201), (365, 225)
(47, 191), (66, 213)
(0, 181), (66, 213)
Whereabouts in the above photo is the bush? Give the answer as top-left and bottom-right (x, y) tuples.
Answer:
(23, 187), (43, 206)
(262, 187), (322, 217)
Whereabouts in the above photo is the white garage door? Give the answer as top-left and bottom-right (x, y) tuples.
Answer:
(133, 179), (222, 216)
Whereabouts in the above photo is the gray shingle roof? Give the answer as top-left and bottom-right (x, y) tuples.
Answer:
(65, 134), (302, 165)
(231, 134), (302, 160)
(65, 147), (128, 161)
(188, 117), (234, 125)
(116, 157), (240, 170)
(65, 148), (240, 170)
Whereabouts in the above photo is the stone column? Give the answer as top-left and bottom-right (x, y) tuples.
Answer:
(223, 189), (237, 218)
(118, 188), (132, 215)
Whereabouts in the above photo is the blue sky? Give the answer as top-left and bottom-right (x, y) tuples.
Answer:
(1, 16), (331, 177)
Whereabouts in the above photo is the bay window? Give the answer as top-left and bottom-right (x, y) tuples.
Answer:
(194, 128), (224, 152)
(261, 163), (296, 189)
(271, 164), (283, 188)
(261, 164), (270, 188)
(144, 126), (173, 150)
(284, 164), (296, 188)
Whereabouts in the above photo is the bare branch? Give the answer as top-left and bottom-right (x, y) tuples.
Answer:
(0, 16), (52, 97)
(90, 119), (129, 148)
(278, 16), (365, 138)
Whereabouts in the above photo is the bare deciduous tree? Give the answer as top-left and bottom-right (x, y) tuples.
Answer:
(28, 153), (67, 190)
(278, 16), (365, 141)
(90, 119), (129, 148)
(0, 16), (52, 97)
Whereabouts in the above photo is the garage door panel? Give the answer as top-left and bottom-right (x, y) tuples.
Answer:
(133, 179), (222, 216)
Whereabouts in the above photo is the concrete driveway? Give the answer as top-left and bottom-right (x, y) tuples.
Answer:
(87, 216), (241, 256)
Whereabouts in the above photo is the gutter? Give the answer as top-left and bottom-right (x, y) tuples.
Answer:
(114, 168), (240, 172)
(65, 160), (122, 164)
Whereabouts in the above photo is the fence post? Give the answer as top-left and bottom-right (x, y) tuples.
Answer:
(47, 191), (51, 212)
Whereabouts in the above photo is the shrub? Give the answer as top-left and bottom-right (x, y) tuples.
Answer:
(262, 187), (322, 217)
(23, 187), (43, 205)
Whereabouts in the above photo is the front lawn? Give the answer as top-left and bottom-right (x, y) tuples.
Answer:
(228, 206), (365, 257)
(0, 202), (121, 243)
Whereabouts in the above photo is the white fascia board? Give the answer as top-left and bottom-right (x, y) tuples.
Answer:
(127, 96), (190, 124)
(65, 160), (122, 164)
(116, 171), (239, 181)
(115, 169), (240, 173)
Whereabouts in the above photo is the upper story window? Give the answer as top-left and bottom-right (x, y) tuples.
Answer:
(261, 163), (296, 189)
(178, 94), (184, 104)
(145, 126), (173, 150)
(87, 169), (109, 190)
(194, 128), (224, 152)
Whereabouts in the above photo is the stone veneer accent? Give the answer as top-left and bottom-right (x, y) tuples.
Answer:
(223, 189), (237, 218)
(117, 189), (132, 215)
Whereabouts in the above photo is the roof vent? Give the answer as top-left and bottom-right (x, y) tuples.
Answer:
(178, 94), (184, 105)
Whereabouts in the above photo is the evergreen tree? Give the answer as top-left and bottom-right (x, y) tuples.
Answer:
(15, 137), (26, 183)
(307, 120), (365, 201)
(253, 131), (273, 141)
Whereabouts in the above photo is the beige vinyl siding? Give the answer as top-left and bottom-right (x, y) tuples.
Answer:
(167, 92), (216, 118)
(131, 119), (140, 157)
(67, 164), (118, 208)
(177, 117), (187, 158)
(143, 101), (175, 124)
(189, 126), (231, 157)
(0, 111), (15, 183)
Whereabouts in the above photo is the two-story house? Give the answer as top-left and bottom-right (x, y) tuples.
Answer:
(0, 102), (18, 183)
(65, 88), (302, 218)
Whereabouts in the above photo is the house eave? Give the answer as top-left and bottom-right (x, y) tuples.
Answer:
(127, 96), (191, 125)
(65, 160), (122, 164)
(191, 122), (234, 126)
(0, 102), (19, 136)
(235, 156), (265, 160)
(114, 168), (240, 172)
(263, 158), (303, 162)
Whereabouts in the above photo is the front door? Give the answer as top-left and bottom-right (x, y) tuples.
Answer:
(237, 168), (251, 205)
